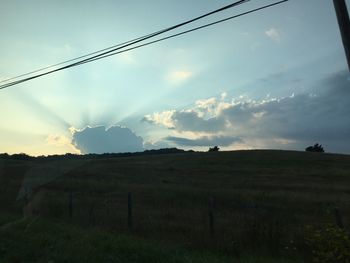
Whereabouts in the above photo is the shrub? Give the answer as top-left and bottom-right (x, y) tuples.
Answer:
(305, 143), (324, 153)
(305, 223), (350, 263)
(208, 146), (220, 152)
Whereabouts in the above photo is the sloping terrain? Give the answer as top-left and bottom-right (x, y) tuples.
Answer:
(0, 150), (349, 261)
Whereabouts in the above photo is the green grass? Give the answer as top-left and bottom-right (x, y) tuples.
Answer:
(0, 216), (297, 263)
(1, 150), (349, 261)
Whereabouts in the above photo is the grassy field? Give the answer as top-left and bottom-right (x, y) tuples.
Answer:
(0, 215), (299, 263)
(0, 150), (349, 262)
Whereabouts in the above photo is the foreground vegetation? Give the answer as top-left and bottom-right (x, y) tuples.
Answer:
(0, 214), (299, 263)
(0, 150), (349, 262)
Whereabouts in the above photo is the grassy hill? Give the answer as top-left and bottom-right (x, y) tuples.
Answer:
(0, 150), (349, 262)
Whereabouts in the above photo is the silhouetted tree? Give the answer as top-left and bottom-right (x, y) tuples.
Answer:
(305, 143), (324, 153)
(208, 146), (220, 152)
(11, 153), (32, 160)
(0, 153), (9, 159)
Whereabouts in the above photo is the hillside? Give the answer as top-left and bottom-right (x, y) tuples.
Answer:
(0, 150), (349, 261)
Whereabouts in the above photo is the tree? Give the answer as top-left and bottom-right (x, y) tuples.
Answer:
(208, 146), (220, 152)
(305, 143), (325, 153)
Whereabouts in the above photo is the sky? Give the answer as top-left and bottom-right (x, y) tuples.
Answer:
(0, 0), (349, 156)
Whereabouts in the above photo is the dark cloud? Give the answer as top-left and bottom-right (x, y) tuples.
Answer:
(143, 140), (171, 150)
(144, 70), (350, 153)
(171, 111), (226, 132)
(141, 116), (155, 125)
(228, 71), (350, 152)
(221, 70), (350, 143)
(72, 126), (143, 154)
(164, 135), (242, 147)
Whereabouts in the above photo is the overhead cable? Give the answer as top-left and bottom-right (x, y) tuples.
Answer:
(0, 0), (289, 90)
(0, 0), (249, 85)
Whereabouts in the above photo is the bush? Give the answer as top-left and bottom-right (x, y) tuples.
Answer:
(208, 146), (220, 152)
(11, 153), (32, 160)
(305, 143), (324, 153)
(305, 223), (350, 263)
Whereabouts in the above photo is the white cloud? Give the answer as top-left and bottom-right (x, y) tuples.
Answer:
(265, 28), (281, 42)
(143, 110), (176, 128)
(144, 109), (226, 133)
(195, 98), (218, 117)
(167, 70), (193, 83)
(221, 92), (227, 100)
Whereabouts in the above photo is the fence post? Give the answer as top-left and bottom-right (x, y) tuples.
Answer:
(209, 196), (215, 237)
(334, 207), (344, 229)
(89, 204), (96, 226)
(68, 191), (73, 219)
(128, 192), (133, 229)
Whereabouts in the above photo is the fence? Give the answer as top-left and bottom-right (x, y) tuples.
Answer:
(27, 189), (347, 250)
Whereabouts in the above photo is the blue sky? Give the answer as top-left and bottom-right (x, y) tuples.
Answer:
(1, 0), (349, 155)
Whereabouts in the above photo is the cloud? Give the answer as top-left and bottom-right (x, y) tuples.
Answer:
(171, 110), (226, 132)
(143, 96), (229, 133)
(164, 135), (242, 147)
(46, 135), (72, 147)
(71, 125), (144, 154)
(230, 71), (350, 143)
(221, 92), (227, 100)
(46, 134), (80, 154)
(221, 81), (350, 144)
(167, 70), (193, 83)
(143, 140), (171, 150)
(144, 71), (350, 153)
(265, 28), (281, 42)
(143, 110), (176, 128)
(144, 109), (226, 133)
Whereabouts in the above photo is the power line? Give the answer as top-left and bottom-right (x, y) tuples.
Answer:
(83, 1), (289, 64)
(0, 38), (149, 84)
(0, 0), (249, 85)
(0, 0), (289, 90)
(0, 0), (287, 90)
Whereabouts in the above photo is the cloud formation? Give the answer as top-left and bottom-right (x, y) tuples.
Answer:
(71, 126), (144, 154)
(171, 111), (226, 132)
(167, 70), (193, 83)
(165, 135), (241, 147)
(46, 134), (80, 154)
(144, 71), (350, 153)
(46, 135), (72, 147)
(265, 28), (281, 42)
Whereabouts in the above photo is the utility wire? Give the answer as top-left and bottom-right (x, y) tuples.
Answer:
(0, 0), (289, 90)
(0, 0), (286, 90)
(0, 38), (151, 84)
(0, 0), (249, 85)
(81, 1), (289, 65)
